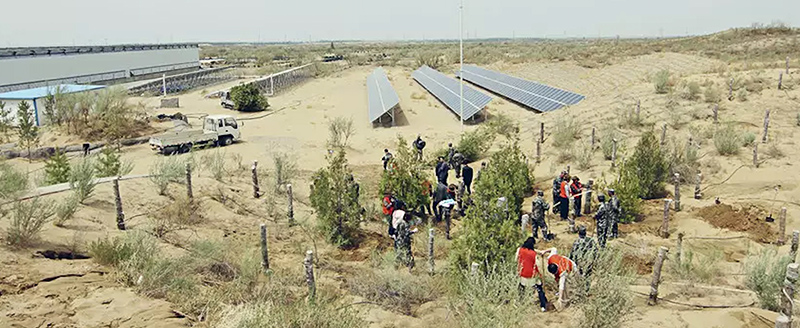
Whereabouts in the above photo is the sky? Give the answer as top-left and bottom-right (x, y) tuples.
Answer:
(0, 0), (797, 47)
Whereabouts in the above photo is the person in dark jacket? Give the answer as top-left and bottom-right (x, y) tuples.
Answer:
(433, 182), (449, 221)
(435, 156), (449, 184)
(461, 163), (474, 194)
(413, 135), (426, 161)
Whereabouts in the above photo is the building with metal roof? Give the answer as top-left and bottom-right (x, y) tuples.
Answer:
(0, 84), (106, 126)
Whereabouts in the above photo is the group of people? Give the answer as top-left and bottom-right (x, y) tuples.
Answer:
(550, 171), (621, 246)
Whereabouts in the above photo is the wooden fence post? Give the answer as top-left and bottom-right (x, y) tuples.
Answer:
(661, 199), (671, 238)
(428, 228), (435, 275)
(661, 123), (667, 146)
(540, 122), (545, 144)
(591, 127), (596, 149)
(113, 177), (126, 230)
(775, 263), (799, 328)
(728, 78), (734, 101)
(584, 179), (594, 215)
(673, 173), (681, 212)
(304, 250), (316, 301)
(713, 103), (718, 124)
(694, 173), (702, 199)
(754, 144), (759, 168)
(787, 56), (791, 74)
(185, 163), (193, 202)
(471, 262), (479, 276)
(791, 230), (800, 263)
(648, 246), (669, 306)
(536, 140), (541, 163)
(762, 109), (770, 144)
(676, 232), (684, 264)
(611, 139), (618, 168)
(636, 100), (641, 122)
(778, 207), (787, 246)
(252, 160), (260, 198)
(779, 73), (783, 90)
(287, 184), (295, 225)
(260, 223), (269, 272)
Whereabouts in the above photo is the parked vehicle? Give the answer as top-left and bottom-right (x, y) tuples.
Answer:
(149, 115), (242, 155)
(220, 91), (235, 109)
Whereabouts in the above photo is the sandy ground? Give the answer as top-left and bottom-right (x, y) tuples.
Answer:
(3, 47), (800, 327)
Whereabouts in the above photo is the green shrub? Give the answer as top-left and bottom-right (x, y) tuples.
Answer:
(4, 198), (54, 246)
(669, 248), (722, 283)
(89, 230), (158, 266)
(704, 85), (722, 103)
(43, 150), (71, 185)
(602, 166), (643, 223)
(627, 131), (668, 199)
(149, 156), (187, 195)
(310, 148), (362, 247)
(346, 267), (439, 315)
(94, 147), (133, 178)
(416, 52), (443, 70)
(664, 138), (699, 184)
(601, 126), (625, 160)
(432, 125), (496, 164)
(745, 248), (792, 311)
(69, 158), (97, 204)
(272, 151), (298, 192)
(54, 194), (79, 227)
(653, 70), (673, 94)
(573, 247), (635, 328)
(737, 88), (749, 101)
(679, 81), (701, 101)
(202, 149), (233, 182)
(742, 132), (756, 147)
(218, 291), (364, 328)
(0, 161), (28, 201)
(552, 116), (580, 148)
(230, 83), (269, 112)
(448, 264), (530, 327)
(378, 137), (427, 211)
(713, 124), (742, 155)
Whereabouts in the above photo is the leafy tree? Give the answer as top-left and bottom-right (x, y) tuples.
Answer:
(378, 136), (427, 211)
(0, 101), (11, 142)
(602, 163), (644, 223)
(44, 150), (71, 185)
(94, 147), (133, 177)
(42, 86), (65, 126)
(309, 148), (361, 247)
(627, 131), (668, 199)
(230, 83), (269, 112)
(16, 101), (39, 162)
(451, 142), (530, 271)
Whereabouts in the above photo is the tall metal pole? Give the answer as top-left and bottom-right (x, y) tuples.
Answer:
(459, 0), (464, 133)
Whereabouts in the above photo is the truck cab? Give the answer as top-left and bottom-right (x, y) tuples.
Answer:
(220, 91), (235, 109)
(204, 115), (242, 146)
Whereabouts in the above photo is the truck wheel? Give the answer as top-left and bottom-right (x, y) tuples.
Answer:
(163, 146), (178, 155)
(219, 136), (233, 147)
(179, 143), (192, 153)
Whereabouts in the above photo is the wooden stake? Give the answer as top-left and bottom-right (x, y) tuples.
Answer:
(787, 56), (790, 74)
(779, 207), (787, 246)
(584, 179), (594, 215)
(287, 184), (295, 225)
(636, 100), (641, 122)
(762, 109), (770, 144)
(304, 250), (316, 301)
(661, 199), (671, 238)
(728, 78), (734, 101)
(661, 123), (667, 146)
(779, 73), (784, 90)
(185, 163), (193, 202)
(540, 122), (545, 144)
(113, 177), (125, 230)
(648, 246), (669, 306)
(791, 230), (799, 263)
(260, 223), (269, 272)
(673, 173), (681, 212)
(753, 143), (759, 168)
(591, 127), (596, 149)
(428, 228), (435, 275)
(471, 262), (479, 276)
(252, 160), (260, 198)
(536, 140), (541, 163)
(713, 103), (718, 124)
(694, 173), (702, 199)
(676, 232), (684, 264)
(775, 263), (799, 328)
(611, 138), (618, 168)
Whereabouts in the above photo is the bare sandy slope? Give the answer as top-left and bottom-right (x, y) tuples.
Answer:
(3, 50), (800, 327)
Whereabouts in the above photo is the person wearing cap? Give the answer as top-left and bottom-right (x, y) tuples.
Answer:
(543, 248), (577, 308)
(413, 135), (426, 161)
(394, 211), (417, 271)
(570, 225), (597, 278)
(461, 162), (474, 194)
(570, 176), (584, 217)
(607, 189), (621, 239)
(382, 149), (393, 171)
(531, 190), (551, 240)
(516, 237), (549, 312)
(552, 171), (565, 209)
(594, 194), (611, 248)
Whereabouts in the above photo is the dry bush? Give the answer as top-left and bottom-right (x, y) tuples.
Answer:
(149, 156), (188, 195)
(653, 70), (673, 94)
(713, 124), (742, 155)
(202, 150), (233, 182)
(678, 81), (701, 101)
(327, 116), (355, 148)
(272, 151), (298, 192)
(448, 264), (531, 327)
(552, 116), (580, 148)
(149, 196), (203, 238)
(600, 125), (625, 160)
(765, 143), (784, 158)
(704, 85), (722, 103)
(218, 288), (363, 328)
(410, 92), (427, 100)
(0, 161), (29, 201)
(69, 158), (96, 204)
(557, 146), (575, 164)
(669, 248), (722, 283)
(576, 141), (594, 170)
(346, 266), (441, 315)
(737, 88), (749, 101)
(572, 247), (635, 328)
(665, 138), (699, 183)
(746, 248), (792, 311)
(53, 194), (79, 227)
(4, 198), (54, 247)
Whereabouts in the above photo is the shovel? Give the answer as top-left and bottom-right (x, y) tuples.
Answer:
(766, 186), (779, 223)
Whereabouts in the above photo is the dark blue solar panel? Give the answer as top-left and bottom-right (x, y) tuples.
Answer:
(412, 65), (492, 120)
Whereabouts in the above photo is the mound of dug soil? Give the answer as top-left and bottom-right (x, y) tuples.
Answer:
(697, 203), (775, 243)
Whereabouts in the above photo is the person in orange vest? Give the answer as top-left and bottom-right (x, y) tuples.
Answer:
(543, 248), (577, 308)
(558, 174), (572, 221)
(382, 192), (395, 224)
(516, 237), (549, 312)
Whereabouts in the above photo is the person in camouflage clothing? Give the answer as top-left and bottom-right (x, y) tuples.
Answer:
(607, 189), (621, 239)
(594, 194), (610, 248)
(394, 212), (415, 271)
(531, 190), (551, 240)
(570, 225), (597, 277)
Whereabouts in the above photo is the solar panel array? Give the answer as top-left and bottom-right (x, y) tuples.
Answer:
(458, 65), (584, 112)
(367, 67), (400, 123)
(412, 65), (492, 121)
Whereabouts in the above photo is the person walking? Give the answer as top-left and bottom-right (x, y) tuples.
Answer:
(413, 135), (426, 161)
(433, 181), (449, 222)
(447, 143), (455, 167)
(594, 194), (610, 248)
(608, 189), (621, 239)
(531, 190), (551, 240)
(516, 237), (549, 312)
(382, 149), (393, 171)
(570, 176), (583, 217)
(391, 203), (406, 246)
(382, 192), (395, 225)
(552, 171), (565, 209)
(570, 225), (597, 278)
(435, 157), (449, 185)
(544, 249), (577, 309)
(461, 162), (473, 194)
(421, 179), (433, 217)
(394, 212), (416, 271)
(559, 174), (572, 221)
(475, 162), (486, 183)
(453, 152), (465, 179)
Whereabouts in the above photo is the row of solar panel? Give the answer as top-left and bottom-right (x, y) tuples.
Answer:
(411, 65), (492, 120)
(367, 67), (400, 123)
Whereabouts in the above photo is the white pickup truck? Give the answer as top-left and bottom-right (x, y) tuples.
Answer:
(149, 114), (242, 155)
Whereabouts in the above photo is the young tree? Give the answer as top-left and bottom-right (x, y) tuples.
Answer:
(451, 142), (530, 271)
(16, 101), (39, 162)
(0, 101), (11, 142)
(94, 147), (133, 178)
(44, 150), (71, 185)
(0, 161), (28, 201)
(378, 136), (427, 211)
(230, 83), (269, 112)
(309, 148), (362, 247)
(627, 131), (668, 199)
(42, 85), (65, 126)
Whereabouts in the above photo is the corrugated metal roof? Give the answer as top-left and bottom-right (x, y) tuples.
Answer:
(0, 84), (106, 100)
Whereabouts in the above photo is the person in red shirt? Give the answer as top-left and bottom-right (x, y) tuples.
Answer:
(516, 237), (548, 312)
(543, 249), (577, 308)
(382, 192), (395, 225)
(570, 176), (583, 217)
(559, 175), (571, 221)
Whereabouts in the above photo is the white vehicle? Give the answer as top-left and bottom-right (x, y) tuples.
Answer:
(149, 114), (242, 155)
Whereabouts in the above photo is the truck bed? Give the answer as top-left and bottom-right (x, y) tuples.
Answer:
(149, 130), (217, 149)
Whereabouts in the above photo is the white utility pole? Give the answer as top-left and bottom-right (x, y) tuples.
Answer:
(459, 0), (464, 132)
(162, 74), (167, 97)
